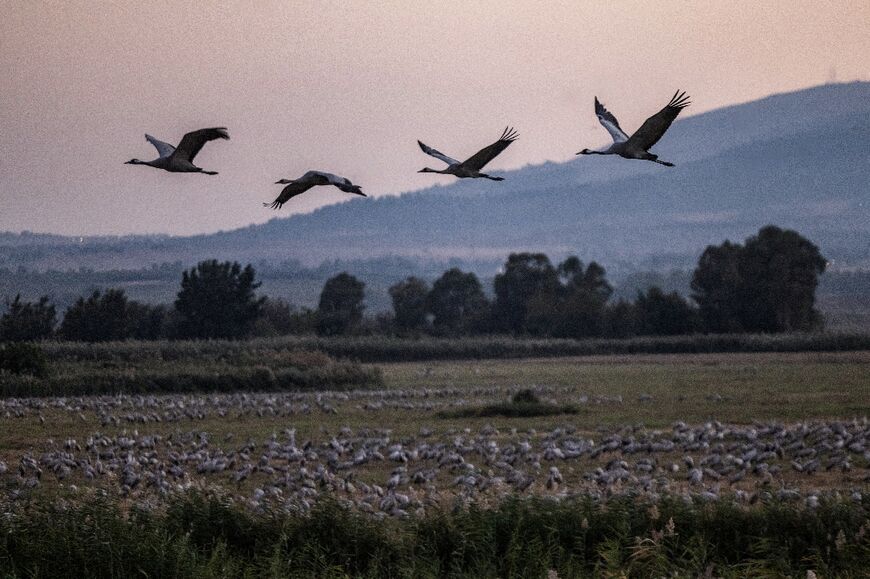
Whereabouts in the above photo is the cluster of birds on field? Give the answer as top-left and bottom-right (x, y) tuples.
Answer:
(126, 91), (691, 210)
(2, 387), (867, 517)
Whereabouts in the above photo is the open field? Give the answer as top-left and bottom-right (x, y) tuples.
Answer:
(0, 350), (868, 576)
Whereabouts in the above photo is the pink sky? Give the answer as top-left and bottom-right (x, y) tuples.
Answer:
(2, 1), (868, 236)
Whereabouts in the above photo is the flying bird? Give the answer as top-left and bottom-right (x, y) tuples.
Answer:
(576, 91), (690, 166)
(265, 170), (366, 210)
(418, 127), (518, 180)
(125, 127), (229, 174)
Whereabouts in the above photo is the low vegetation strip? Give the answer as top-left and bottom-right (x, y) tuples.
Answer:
(0, 493), (867, 578)
(0, 348), (381, 397)
(36, 331), (870, 364)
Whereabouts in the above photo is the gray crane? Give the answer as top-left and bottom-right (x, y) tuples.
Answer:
(577, 91), (689, 166)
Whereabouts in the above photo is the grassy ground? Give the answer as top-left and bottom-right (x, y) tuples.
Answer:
(0, 350), (868, 577)
(380, 351), (870, 426)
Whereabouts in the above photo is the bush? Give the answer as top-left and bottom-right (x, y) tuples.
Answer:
(439, 390), (578, 419)
(0, 342), (48, 377)
(511, 388), (540, 404)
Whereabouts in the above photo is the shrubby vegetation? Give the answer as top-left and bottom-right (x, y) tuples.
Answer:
(0, 340), (380, 397)
(0, 492), (866, 577)
(0, 343), (48, 377)
(439, 388), (580, 418)
(35, 332), (870, 367)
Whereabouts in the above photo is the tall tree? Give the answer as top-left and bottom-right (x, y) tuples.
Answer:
(691, 226), (826, 333)
(492, 253), (560, 333)
(389, 277), (430, 331)
(0, 295), (56, 342)
(317, 273), (365, 336)
(691, 241), (744, 333)
(174, 260), (265, 339)
(739, 225), (826, 332)
(426, 268), (489, 334)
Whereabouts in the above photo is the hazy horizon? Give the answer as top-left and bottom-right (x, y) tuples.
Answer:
(2, 1), (869, 237)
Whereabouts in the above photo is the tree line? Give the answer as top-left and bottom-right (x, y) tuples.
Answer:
(0, 226), (827, 342)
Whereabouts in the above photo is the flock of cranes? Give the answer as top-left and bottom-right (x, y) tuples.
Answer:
(126, 92), (691, 209)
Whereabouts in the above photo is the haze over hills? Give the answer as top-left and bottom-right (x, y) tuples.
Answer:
(2, 82), (869, 274)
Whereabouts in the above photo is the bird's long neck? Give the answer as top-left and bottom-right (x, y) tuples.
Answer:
(420, 167), (449, 175)
(127, 158), (162, 167)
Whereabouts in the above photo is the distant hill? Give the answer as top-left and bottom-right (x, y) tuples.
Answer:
(2, 82), (869, 272)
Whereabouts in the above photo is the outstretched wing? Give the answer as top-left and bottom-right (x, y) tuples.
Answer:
(460, 127), (519, 171)
(317, 172), (366, 196)
(145, 134), (176, 158)
(417, 140), (460, 166)
(264, 181), (316, 210)
(172, 127), (230, 163)
(626, 91), (690, 151)
(594, 98), (628, 144)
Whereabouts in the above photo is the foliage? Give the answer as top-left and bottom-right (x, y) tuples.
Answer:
(635, 286), (700, 336)
(0, 294), (56, 342)
(426, 268), (489, 335)
(0, 342), (380, 397)
(32, 332), (870, 368)
(492, 253), (560, 333)
(389, 276), (430, 331)
(525, 258), (613, 339)
(317, 272), (366, 336)
(692, 226), (826, 333)
(174, 260), (265, 340)
(0, 342), (48, 377)
(604, 299), (639, 338)
(1, 492), (867, 577)
(254, 298), (317, 336)
(59, 288), (137, 342)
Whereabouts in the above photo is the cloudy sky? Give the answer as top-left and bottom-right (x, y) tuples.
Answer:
(2, 1), (868, 236)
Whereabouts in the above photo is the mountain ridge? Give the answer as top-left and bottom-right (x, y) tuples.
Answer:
(2, 82), (869, 271)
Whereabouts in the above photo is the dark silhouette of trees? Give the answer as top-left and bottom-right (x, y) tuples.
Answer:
(525, 258), (613, 338)
(604, 300), (639, 338)
(317, 273), (365, 336)
(691, 241), (743, 333)
(174, 260), (265, 339)
(127, 303), (169, 340)
(635, 286), (699, 336)
(0, 295), (56, 342)
(426, 268), (489, 334)
(492, 253), (559, 333)
(255, 298), (317, 336)
(692, 226), (826, 333)
(739, 226), (827, 332)
(59, 289), (135, 342)
(389, 277), (430, 331)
